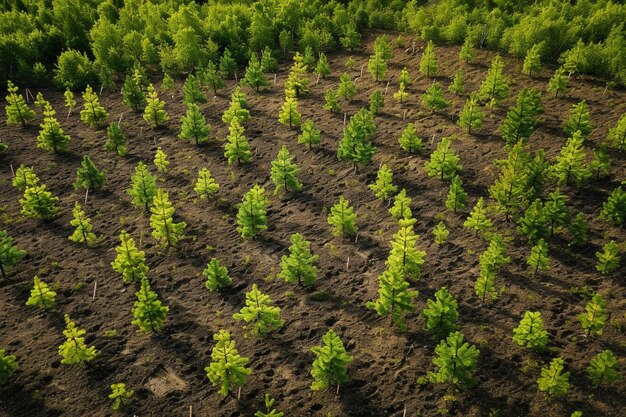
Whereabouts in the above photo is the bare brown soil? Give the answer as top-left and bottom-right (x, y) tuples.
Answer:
(1, 32), (625, 417)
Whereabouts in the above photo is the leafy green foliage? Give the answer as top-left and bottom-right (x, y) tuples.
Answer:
(398, 123), (422, 153)
(111, 230), (149, 284)
(224, 117), (251, 165)
(587, 350), (620, 388)
(422, 287), (458, 338)
(578, 294), (608, 336)
(393, 82), (409, 104)
(367, 266), (418, 331)
(194, 168), (219, 200)
(601, 187), (626, 225)
(153, 147), (169, 173)
(478, 55), (509, 105)
(279, 233), (318, 287)
(179, 103), (210, 146)
(564, 100), (592, 138)
(517, 199), (548, 242)
(202, 62), (224, 95)
(37, 103), (71, 153)
(237, 185), (268, 238)
(398, 67), (412, 85)
(463, 198), (492, 235)
(233, 284), (283, 337)
(25, 276), (56, 309)
(386, 218), (426, 281)
(323, 88), (340, 113)
(270, 145), (301, 194)
(109, 383), (134, 411)
(551, 131), (590, 187)
(500, 88), (542, 145)
(590, 145), (610, 178)
(512, 311), (549, 350)
(203, 258), (232, 292)
(458, 94), (484, 134)
(528, 239), (550, 275)
(448, 70), (465, 95)
(445, 176), (467, 212)
(68, 203), (97, 246)
(143, 84), (169, 128)
(278, 94), (301, 129)
(421, 82), (449, 111)
(424, 137), (462, 180)
(127, 162), (157, 211)
(337, 73), (356, 101)
(369, 90), (384, 114)
(243, 55), (268, 92)
(369, 164), (397, 201)
(64, 89), (76, 111)
(122, 67), (146, 111)
(314, 53), (330, 78)
(132, 277), (168, 333)
(0, 230), (25, 279)
(261, 47), (278, 73)
(429, 331), (479, 388)
(183, 74), (206, 104)
(522, 43), (542, 77)
(537, 358), (570, 398)
(543, 190), (570, 237)
(459, 38), (474, 63)
(255, 394), (284, 417)
(0, 349), (18, 384)
(20, 184), (59, 220)
(80, 85), (108, 128)
(433, 221), (449, 245)
(569, 213), (589, 247)
(389, 189), (413, 221)
(285, 53), (309, 97)
(74, 155), (105, 190)
(337, 108), (376, 166)
(596, 240), (620, 274)
(547, 67), (568, 98)
(149, 188), (186, 248)
(298, 120), (321, 149)
(327, 196), (357, 238)
(12, 165), (39, 191)
(205, 330), (251, 397)
(607, 113), (626, 150)
(58, 314), (98, 365)
(105, 123), (126, 156)
(310, 329), (353, 390)
(5, 81), (35, 127)
(368, 52), (387, 82)
(420, 41), (438, 77)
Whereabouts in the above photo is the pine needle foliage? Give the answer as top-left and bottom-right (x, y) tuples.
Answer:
(500, 88), (542, 146)
(368, 52), (387, 82)
(422, 287), (459, 338)
(242, 55), (269, 93)
(297, 120), (321, 149)
(205, 329), (251, 397)
(310, 329), (353, 390)
(58, 314), (98, 365)
(578, 294), (608, 336)
(369, 164), (397, 201)
(512, 311), (549, 350)
(0, 349), (18, 383)
(537, 358), (570, 398)
(477, 55), (509, 104)
(445, 176), (467, 212)
(323, 88), (340, 112)
(569, 212), (589, 247)
(20, 184), (59, 220)
(587, 350), (621, 388)
(458, 94), (484, 134)
(389, 189), (412, 221)
(233, 284), (283, 337)
(132, 277), (169, 333)
(547, 67), (568, 98)
(5, 81), (35, 126)
(544, 190), (570, 237)
(386, 218), (426, 280)
(433, 221), (449, 244)
(421, 82), (449, 111)
(279, 233), (318, 287)
(596, 240), (620, 274)
(236, 185), (268, 238)
(255, 394), (284, 417)
(398, 123), (422, 153)
(337, 108), (377, 166)
(337, 73), (356, 101)
(517, 199), (549, 243)
(224, 117), (251, 165)
(36, 103), (71, 153)
(203, 258), (232, 292)
(393, 82), (409, 104)
(179, 103), (210, 146)
(601, 187), (626, 225)
(448, 70), (465, 95)
(419, 41), (438, 78)
(80, 85), (108, 128)
(68, 203), (97, 246)
(0, 230), (25, 279)
(367, 266), (418, 331)
(12, 165), (39, 191)
(25, 276), (56, 309)
(105, 122), (126, 156)
(109, 383), (134, 411)
(153, 147), (169, 173)
(522, 43), (543, 77)
(424, 137), (462, 181)
(551, 131), (590, 187)
(463, 198), (492, 235)
(194, 168), (219, 200)
(127, 162), (157, 211)
(314, 53), (330, 78)
(183, 74), (207, 104)
(278, 94), (301, 129)
(429, 331), (479, 388)
(527, 239), (550, 275)
(564, 100), (592, 138)
(202, 61), (224, 95)
(122, 67), (147, 111)
(149, 188), (186, 248)
(74, 155), (105, 190)
(607, 113), (626, 150)
(327, 196), (357, 238)
(143, 84), (169, 128)
(369, 90), (384, 114)
(111, 230), (149, 284)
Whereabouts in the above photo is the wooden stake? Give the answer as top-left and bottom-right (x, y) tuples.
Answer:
(316, 73), (320, 84)
(10, 164), (15, 177)
(234, 72), (238, 83)
(274, 74), (277, 85)
(237, 387), (241, 400)
(384, 81), (390, 94)
(343, 113), (347, 125)
(99, 85), (104, 96)
(189, 405), (193, 417)
(346, 257), (350, 270)
(403, 109), (407, 120)
(412, 41), (416, 54)
(354, 232), (359, 243)
(84, 187), (89, 205)
(336, 385), (340, 395)
(360, 64), (364, 77)
(403, 407), (406, 417)
(92, 281), (97, 301)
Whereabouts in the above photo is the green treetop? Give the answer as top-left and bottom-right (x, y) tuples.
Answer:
(458, 94), (484, 134)
(260, 47), (278, 73)
(421, 82), (449, 111)
(25, 276), (56, 309)
(80, 85), (108, 128)
(314, 52), (330, 78)
(12, 165), (39, 191)
(398, 67), (412, 85)
(0, 349), (18, 384)
(194, 167), (219, 200)
(143, 84), (169, 128)
(459, 38), (474, 63)
(367, 266), (418, 331)
(500, 88), (542, 146)
(127, 162), (157, 211)
(385, 218), (426, 281)
(528, 238), (550, 275)
(68, 202), (97, 246)
(374, 35), (392, 60)
(298, 120), (321, 149)
(20, 184), (59, 220)
(0, 230), (25, 279)
(587, 350), (621, 388)
(58, 314), (98, 365)
(109, 383), (134, 411)
(153, 147), (169, 173)
(419, 41), (438, 78)
(517, 199), (548, 242)
(270, 145), (302, 194)
(448, 70), (465, 95)
(547, 67), (568, 98)
(563, 100), (592, 138)
(368, 52), (387, 82)
(369, 164), (398, 201)
(327, 196), (357, 238)
(36, 103), (71, 153)
(389, 189), (412, 221)
(285, 53), (310, 97)
(337, 73), (356, 101)
(340, 23), (361, 50)
(477, 55), (509, 105)
(607, 113), (626, 150)
(393, 82), (409, 104)
(424, 137), (462, 180)
(310, 329), (353, 390)
(202, 61), (224, 96)
(446, 176), (467, 212)
(512, 311), (549, 350)
(522, 43), (543, 77)
(149, 188), (186, 248)
(183, 74), (207, 104)
(233, 284), (283, 337)
(578, 294), (607, 336)
(132, 276), (169, 333)
(551, 130), (590, 187)
(398, 123), (422, 153)
(422, 287), (458, 338)
(122, 67), (147, 111)
(429, 331), (479, 388)
(543, 190), (569, 238)
(105, 122), (126, 156)
(74, 155), (105, 190)
(323, 88), (340, 113)
(463, 198), (492, 235)
(369, 90), (384, 114)
(205, 329), (251, 397)
(219, 48), (237, 78)
(337, 108), (376, 166)
(569, 212), (589, 247)
(278, 93), (301, 129)
(64, 88), (76, 112)
(224, 117), (251, 165)
(5, 81), (35, 127)
(255, 394), (284, 417)
(601, 186), (626, 226)
(537, 358), (570, 398)
(236, 184), (268, 238)
(433, 221), (449, 245)
(179, 103), (210, 146)
(596, 240), (620, 275)
(203, 258), (232, 292)
(279, 233), (318, 287)
(111, 230), (149, 284)
(243, 55), (269, 92)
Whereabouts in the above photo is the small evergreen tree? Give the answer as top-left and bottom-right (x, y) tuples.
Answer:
(424, 137), (462, 180)
(601, 187), (626, 225)
(205, 329), (251, 397)
(298, 120), (321, 149)
(233, 284), (283, 337)
(68, 202), (97, 246)
(528, 239), (550, 275)
(522, 43), (543, 77)
(421, 82), (449, 111)
(149, 188), (186, 247)
(337, 108), (376, 166)
(105, 123), (126, 156)
(327, 196), (357, 238)
(590, 145), (610, 178)
(445, 176), (467, 212)
(367, 267), (418, 331)
(463, 198), (492, 235)
(459, 38), (474, 63)
(517, 199), (548, 242)
(547, 67), (568, 98)
(242, 55), (269, 92)
(569, 212), (589, 247)
(34, 92), (46, 110)
(203, 258), (232, 291)
(260, 47), (277, 73)
(429, 331), (479, 388)
(111, 230), (149, 284)
(448, 70), (465, 95)
(422, 287), (458, 338)
(541, 191), (568, 238)
(25, 276), (56, 309)
(153, 147), (169, 173)
(314, 53), (330, 78)
(551, 131), (590, 186)
(398, 123), (422, 153)
(12, 165), (39, 191)
(374, 35), (392, 60)
(132, 276), (168, 333)
(20, 184), (59, 220)
(578, 294), (607, 336)
(182, 74), (206, 105)
(122, 67), (147, 111)
(565, 105), (592, 142)
(420, 41), (438, 78)
(368, 52), (387, 82)
(458, 94), (484, 134)
(285, 52), (309, 97)
(398, 67), (412, 85)
(337, 73), (356, 101)
(36, 103), (71, 154)
(537, 358), (570, 398)
(310, 329), (353, 390)
(58, 314), (98, 365)
(386, 218), (426, 280)
(64, 88), (76, 114)
(143, 84), (169, 128)
(224, 117), (251, 165)
(389, 189), (412, 220)
(203, 61), (224, 95)
(161, 73), (175, 90)
(607, 113), (626, 150)
(596, 240), (620, 274)
(475, 268), (496, 303)
(512, 311), (549, 350)
(369, 90), (384, 114)
(279, 233), (318, 287)
(0, 349), (18, 384)
(278, 94), (301, 129)
(109, 383), (134, 411)
(393, 82), (409, 104)
(127, 162), (157, 211)
(587, 350), (620, 388)
(255, 394), (284, 417)
(0, 230), (25, 279)
(74, 155), (105, 190)
(433, 221), (449, 244)
(340, 23), (361, 51)
(500, 88), (542, 146)
(194, 168), (219, 200)
(5, 81), (35, 126)
(179, 103), (210, 146)
(477, 55), (509, 104)
(80, 85), (108, 128)
(219, 48), (237, 78)
(323, 88), (340, 112)
(369, 164), (397, 201)
(270, 145), (301, 194)
(237, 185), (268, 238)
